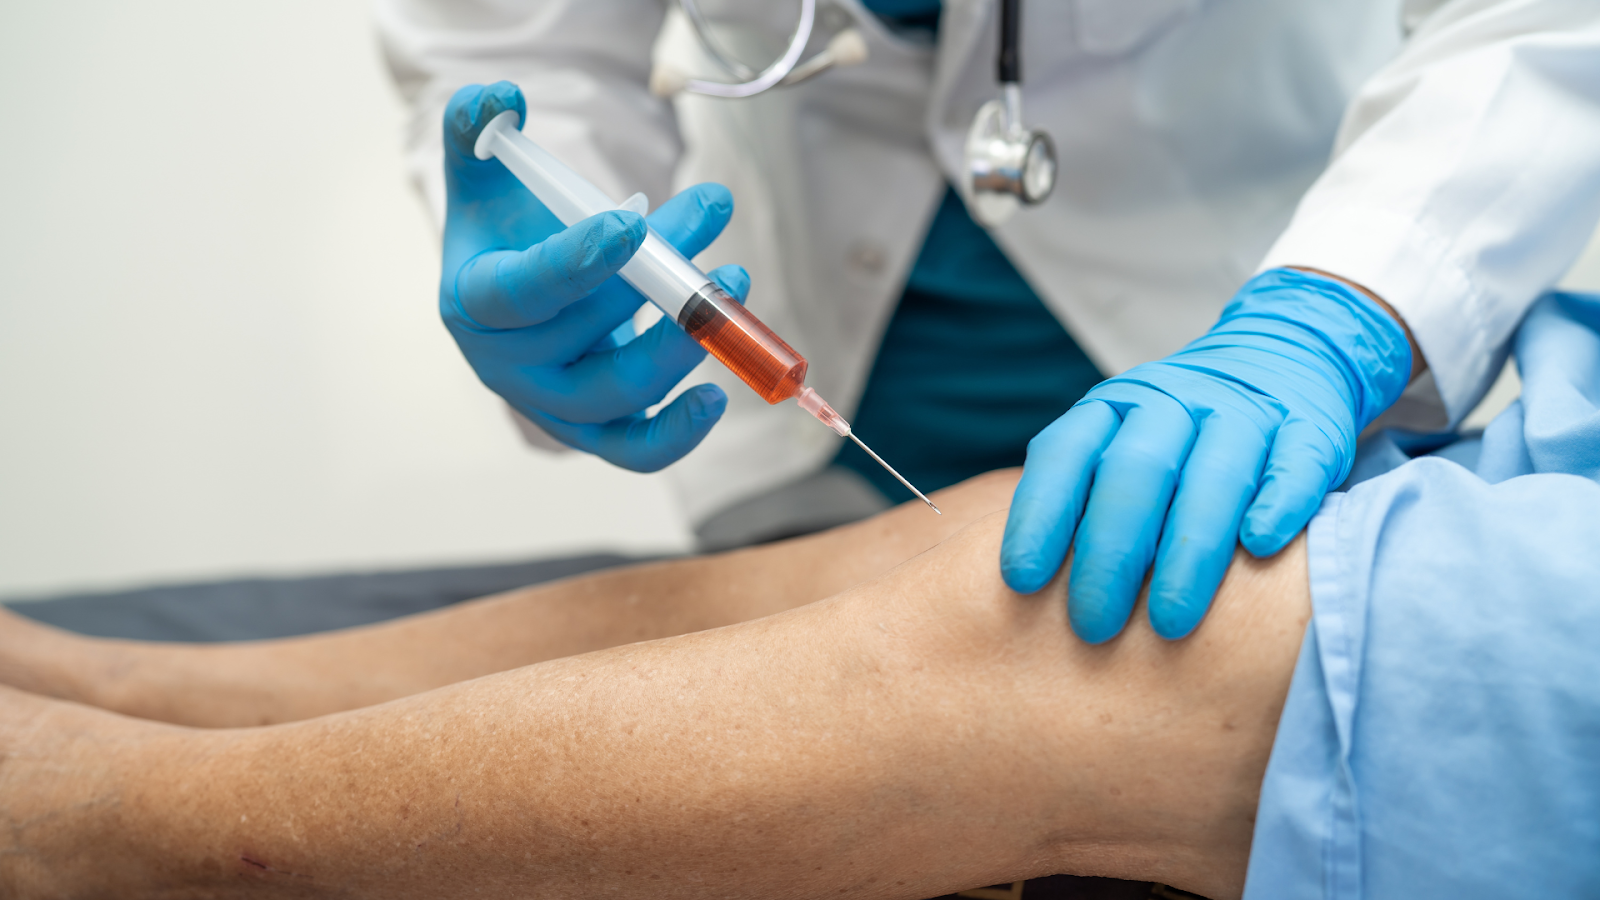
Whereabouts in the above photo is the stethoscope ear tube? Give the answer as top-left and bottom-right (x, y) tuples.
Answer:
(659, 0), (870, 99)
(673, 0), (817, 98)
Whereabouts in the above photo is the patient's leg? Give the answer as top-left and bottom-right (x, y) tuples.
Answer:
(0, 472), (1020, 727)
(0, 511), (1309, 900)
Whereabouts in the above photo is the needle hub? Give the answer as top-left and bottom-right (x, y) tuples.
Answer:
(796, 388), (941, 514)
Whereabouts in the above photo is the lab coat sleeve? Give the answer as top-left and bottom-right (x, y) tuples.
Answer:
(1257, 0), (1600, 429)
(374, 0), (682, 453)
(373, 0), (681, 230)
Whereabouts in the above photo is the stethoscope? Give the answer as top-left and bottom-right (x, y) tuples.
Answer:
(651, 0), (1056, 226)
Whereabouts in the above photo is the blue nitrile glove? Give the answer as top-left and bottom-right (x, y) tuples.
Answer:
(1001, 268), (1412, 642)
(440, 81), (748, 472)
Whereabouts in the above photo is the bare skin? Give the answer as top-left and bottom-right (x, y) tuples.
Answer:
(0, 470), (1311, 900)
(0, 471), (1021, 728)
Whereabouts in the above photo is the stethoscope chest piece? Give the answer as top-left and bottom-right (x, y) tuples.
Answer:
(964, 86), (1056, 226)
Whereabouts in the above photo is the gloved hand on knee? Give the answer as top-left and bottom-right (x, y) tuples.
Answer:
(1000, 268), (1413, 643)
(440, 81), (748, 472)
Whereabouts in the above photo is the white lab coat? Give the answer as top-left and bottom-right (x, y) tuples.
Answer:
(376, 0), (1600, 527)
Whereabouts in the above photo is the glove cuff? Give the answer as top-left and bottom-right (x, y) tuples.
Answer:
(1219, 268), (1413, 431)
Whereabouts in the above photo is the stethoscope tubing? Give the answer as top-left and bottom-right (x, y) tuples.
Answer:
(676, 0), (818, 98)
(675, 0), (1055, 220)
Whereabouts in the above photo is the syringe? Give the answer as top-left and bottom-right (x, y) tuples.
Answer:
(474, 111), (939, 514)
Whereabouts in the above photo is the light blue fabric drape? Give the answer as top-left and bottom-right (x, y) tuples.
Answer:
(1244, 291), (1600, 898)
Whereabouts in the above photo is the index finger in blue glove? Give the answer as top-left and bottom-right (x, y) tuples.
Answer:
(450, 183), (740, 366)
(1146, 413), (1273, 640)
(646, 183), (734, 261)
(450, 182), (734, 336)
(451, 210), (646, 331)
(1239, 419), (1345, 558)
(1001, 401), (1121, 595)
(1067, 396), (1197, 644)
(540, 182), (736, 355)
(543, 184), (733, 357)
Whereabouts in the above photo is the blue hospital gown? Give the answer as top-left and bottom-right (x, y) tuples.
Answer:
(1243, 291), (1600, 898)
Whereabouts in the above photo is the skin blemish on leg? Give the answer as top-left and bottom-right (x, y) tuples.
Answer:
(238, 854), (310, 880)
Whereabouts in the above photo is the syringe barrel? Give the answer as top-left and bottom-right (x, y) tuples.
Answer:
(475, 110), (809, 403)
(678, 284), (808, 403)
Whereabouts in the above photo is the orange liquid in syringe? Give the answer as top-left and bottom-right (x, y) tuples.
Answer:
(677, 286), (808, 403)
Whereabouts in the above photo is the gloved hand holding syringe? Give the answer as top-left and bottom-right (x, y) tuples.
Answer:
(474, 109), (939, 514)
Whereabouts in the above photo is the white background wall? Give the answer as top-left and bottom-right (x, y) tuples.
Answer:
(1, 2), (1597, 599)
(0, 0), (693, 598)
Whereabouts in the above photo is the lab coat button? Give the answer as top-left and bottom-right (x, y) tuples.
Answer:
(847, 240), (886, 275)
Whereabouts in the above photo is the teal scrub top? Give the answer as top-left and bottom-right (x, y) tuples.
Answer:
(834, 0), (1103, 501)
(833, 185), (1104, 501)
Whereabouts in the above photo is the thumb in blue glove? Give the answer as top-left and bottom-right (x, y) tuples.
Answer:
(440, 81), (747, 472)
(1000, 268), (1414, 643)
